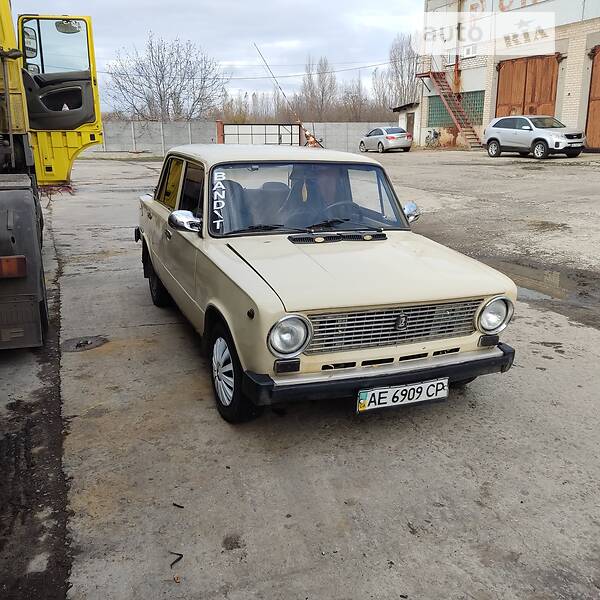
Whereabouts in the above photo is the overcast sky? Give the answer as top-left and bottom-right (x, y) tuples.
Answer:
(13, 0), (423, 107)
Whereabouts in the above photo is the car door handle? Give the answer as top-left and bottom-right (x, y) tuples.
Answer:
(147, 212), (152, 219)
(165, 229), (172, 240)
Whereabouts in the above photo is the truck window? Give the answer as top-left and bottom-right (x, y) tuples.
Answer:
(156, 158), (184, 210)
(178, 163), (205, 217)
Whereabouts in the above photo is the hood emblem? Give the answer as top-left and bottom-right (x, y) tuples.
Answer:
(395, 313), (408, 330)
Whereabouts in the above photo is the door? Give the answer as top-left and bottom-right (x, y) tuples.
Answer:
(496, 56), (558, 117)
(586, 47), (600, 150)
(366, 129), (381, 150)
(406, 113), (415, 137)
(18, 15), (103, 185)
(512, 117), (534, 149)
(151, 156), (184, 281)
(492, 117), (516, 147)
(162, 161), (205, 315)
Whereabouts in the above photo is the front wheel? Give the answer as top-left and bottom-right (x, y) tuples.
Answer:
(209, 324), (260, 423)
(359, 141), (367, 152)
(487, 140), (502, 158)
(533, 140), (549, 159)
(378, 142), (385, 153)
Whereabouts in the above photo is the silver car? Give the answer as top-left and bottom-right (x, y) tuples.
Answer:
(359, 127), (413, 153)
(483, 115), (586, 159)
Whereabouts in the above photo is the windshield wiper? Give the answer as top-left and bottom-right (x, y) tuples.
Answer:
(306, 218), (383, 232)
(226, 224), (310, 236)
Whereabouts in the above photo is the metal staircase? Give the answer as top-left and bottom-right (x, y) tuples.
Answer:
(417, 70), (483, 150)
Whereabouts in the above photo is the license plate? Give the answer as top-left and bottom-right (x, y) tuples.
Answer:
(570, 143), (583, 147)
(357, 378), (449, 413)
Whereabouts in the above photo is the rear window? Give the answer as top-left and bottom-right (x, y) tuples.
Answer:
(385, 127), (406, 134)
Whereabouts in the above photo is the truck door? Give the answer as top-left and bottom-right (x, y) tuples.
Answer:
(17, 15), (102, 185)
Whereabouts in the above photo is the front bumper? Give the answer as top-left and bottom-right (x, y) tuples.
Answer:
(243, 343), (515, 406)
(551, 138), (586, 152)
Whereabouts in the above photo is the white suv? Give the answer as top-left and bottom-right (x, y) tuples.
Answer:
(483, 116), (586, 159)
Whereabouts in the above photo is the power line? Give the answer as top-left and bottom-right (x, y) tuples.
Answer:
(99, 59), (398, 81)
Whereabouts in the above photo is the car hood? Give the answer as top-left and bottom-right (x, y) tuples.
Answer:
(227, 231), (516, 312)
(555, 127), (585, 136)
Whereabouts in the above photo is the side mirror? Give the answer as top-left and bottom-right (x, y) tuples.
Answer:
(522, 125), (532, 130)
(23, 26), (38, 59)
(168, 210), (202, 234)
(403, 201), (421, 224)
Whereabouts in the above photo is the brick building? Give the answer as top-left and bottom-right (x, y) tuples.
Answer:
(415, 0), (600, 150)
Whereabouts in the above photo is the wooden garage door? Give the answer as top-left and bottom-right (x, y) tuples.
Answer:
(586, 48), (600, 150)
(496, 56), (558, 117)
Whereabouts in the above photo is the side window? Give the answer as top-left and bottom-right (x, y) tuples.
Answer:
(515, 118), (530, 130)
(367, 129), (377, 137)
(156, 157), (184, 210)
(495, 118), (516, 129)
(179, 162), (205, 217)
(348, 168), (398, 220)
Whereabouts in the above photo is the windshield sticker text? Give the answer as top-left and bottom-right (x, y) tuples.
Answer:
(212, 171), (226, 231)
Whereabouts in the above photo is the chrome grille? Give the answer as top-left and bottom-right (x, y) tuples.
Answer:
(305, 299), (483, 354)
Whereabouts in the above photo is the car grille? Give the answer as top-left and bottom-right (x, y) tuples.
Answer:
(565, 133), (582, 140)
(305, 299), (483, 354)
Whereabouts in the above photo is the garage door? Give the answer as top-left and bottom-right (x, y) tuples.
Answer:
(586, 47), (600, 150)
(496, 56), (558, 117)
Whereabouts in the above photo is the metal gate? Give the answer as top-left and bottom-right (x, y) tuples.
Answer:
(586, 47), (600, 150)
(496, 56), (558, 117)
(222, 123), (301, 145)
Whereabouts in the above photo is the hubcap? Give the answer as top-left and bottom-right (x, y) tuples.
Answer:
(212, 337), (234, 406)
(535, 144), (544, 157)
(490, 143), (498, 155)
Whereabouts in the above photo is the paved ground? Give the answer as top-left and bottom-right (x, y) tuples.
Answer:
(1, 151), (600, 599)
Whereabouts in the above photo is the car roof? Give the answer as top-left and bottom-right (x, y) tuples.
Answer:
(493, 115), (553, 121)
(167, 144), (382, 167)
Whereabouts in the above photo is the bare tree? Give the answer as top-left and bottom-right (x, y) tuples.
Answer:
(339, 77), (367, 121)
(371, 67), (391, 114)
(388, 33), (419, 107)
(107, 32), (228, 121)
(300, 56), (337, 120)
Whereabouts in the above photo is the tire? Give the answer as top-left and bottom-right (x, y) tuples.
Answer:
(209, 323), (260, 423)
(378, 142), (385, 153)
(565, 150), (582, 158)
(487, 140), (501, 158)
(402, 146), (411, 152)
(359, 141), (367, 153)
(147, 257), (172, 307)
(533, 140), (549, 159)
(519, 152), (530, 157)
(451, 377), (477, 387)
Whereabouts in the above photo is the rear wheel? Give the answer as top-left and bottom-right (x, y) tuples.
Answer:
(209, 323), (260, 423)
(359, 141), (367, 152)
(402, 146), (411, 152)
(533, 140), (549, 159)
(147, 258), (172, 307)
(378, 142), (385, 153)
(487, 140), (501, 158)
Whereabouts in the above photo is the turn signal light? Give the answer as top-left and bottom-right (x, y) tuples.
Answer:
(0, 255), (27, 278)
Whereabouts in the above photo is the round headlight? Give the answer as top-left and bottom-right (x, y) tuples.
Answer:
(478, 297), (514, 334)
(268, 316), (311, 357)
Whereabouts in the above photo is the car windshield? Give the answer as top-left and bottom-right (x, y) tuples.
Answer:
(209, 161), (409, 236)
(385, 127), (406, 134)
(530, 117), (566, 129)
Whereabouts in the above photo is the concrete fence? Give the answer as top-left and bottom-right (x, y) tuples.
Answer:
(89, 121), (398, 156)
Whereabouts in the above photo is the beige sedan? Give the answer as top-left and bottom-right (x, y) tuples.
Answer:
(136, 145), (516, 422)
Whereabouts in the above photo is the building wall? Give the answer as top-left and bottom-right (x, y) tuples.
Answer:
(421, 0), (600, 145)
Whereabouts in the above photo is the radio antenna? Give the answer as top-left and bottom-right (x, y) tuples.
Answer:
(253, 43), (323, 148)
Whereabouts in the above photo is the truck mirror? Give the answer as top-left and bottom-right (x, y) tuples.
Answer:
(23, 26), (38, 59)
(55, 19), (82, 34)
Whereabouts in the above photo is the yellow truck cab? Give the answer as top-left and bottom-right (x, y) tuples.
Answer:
(0, 3), (102, 349)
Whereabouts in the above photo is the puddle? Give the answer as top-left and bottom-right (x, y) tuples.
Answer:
(481, 257), (600, 329)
